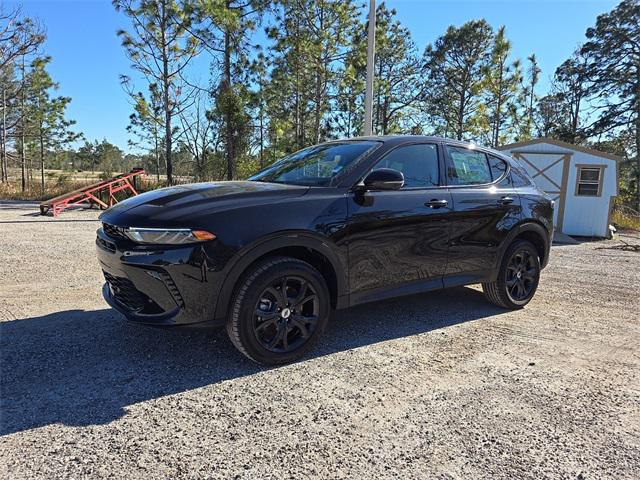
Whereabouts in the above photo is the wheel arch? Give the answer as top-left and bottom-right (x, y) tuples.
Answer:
(213, 232), (348, 322)
(495, 221), (551, 275)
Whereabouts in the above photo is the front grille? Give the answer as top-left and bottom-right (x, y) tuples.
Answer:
(104, 271), (148, 312)
(102, 223), (128, 241)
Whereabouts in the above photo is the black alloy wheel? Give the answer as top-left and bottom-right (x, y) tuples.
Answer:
(227, 256), (330, 365)
(253, 276), (319, 353)
(505, 249), (537, 302)
(482, 240), (540, 309)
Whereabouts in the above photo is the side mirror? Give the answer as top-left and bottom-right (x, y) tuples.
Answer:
(361, 168), (404, 191)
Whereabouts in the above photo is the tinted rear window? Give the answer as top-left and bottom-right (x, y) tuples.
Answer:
(446, 146), (492, 185)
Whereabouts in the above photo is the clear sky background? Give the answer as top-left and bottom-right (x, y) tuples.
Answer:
(8, 0), (620, 150)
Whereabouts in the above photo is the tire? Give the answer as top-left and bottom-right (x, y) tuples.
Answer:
(226, 256), (331, 365)
(482, 240), (541, 309)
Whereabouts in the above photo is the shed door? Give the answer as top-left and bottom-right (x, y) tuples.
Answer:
(512, 152), (569, 227)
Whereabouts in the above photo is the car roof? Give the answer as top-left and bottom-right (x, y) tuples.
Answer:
(328, 135), (508, 157)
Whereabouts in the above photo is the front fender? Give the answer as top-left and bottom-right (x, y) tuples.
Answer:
(212, 231), (348, 322)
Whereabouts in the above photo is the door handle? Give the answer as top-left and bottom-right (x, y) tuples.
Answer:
(425, 199), (449, 209)
(498, 196), (515, 205)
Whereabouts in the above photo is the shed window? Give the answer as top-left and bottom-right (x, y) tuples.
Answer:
(576, 166), (603, 196)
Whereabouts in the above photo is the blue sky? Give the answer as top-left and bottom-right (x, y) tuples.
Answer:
(10, 0), (619, 150)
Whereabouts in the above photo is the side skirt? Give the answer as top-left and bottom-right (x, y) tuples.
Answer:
(344, 272), (494, 310)
(348, 277), (444, 308)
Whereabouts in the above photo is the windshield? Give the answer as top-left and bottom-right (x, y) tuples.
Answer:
(248, 141), (379, 186)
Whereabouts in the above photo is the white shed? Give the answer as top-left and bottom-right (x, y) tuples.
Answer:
(498, 138), (620, 237)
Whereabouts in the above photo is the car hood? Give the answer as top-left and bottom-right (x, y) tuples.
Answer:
(99, 181), (309, 227)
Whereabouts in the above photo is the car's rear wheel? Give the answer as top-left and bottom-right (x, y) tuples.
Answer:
(482, 240), (540, 309)
(227, 256), (330, 365)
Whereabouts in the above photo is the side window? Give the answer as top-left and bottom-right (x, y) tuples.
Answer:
(445, 146), (492, 185)
(488, 154), (511, 186)
(373, 144), (439, 188)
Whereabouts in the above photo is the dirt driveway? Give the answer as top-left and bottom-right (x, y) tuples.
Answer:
(1, 202), (639, 479)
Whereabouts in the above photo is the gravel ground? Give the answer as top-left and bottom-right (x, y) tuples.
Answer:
(1, 202), (639, 479)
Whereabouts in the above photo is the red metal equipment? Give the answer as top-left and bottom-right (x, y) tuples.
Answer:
(40, 169), (145, 217)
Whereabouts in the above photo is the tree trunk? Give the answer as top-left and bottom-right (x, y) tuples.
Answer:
(223, 22), (234, 181)
(313, 66), (322, 143)
(571, 93), (581, 142)
(20, 55), (26, 192)
(0, 124), (4, 182)
(293, 12), (303, 149)
(636, 113), (640, 212)
(259, 100), (264, 169)
(160, 0), (173, 186)
(493, 61), (504, 148)
(313, 7), (324, 144)
(1, 88), (6, 182)
(40, 132), (45, 195)
(163, 71), (172, 186)
(382, 96), (390, 135)
(457, 90), (465, 141)
(528, 82), (535, 130)
(154, 130), (160, 182)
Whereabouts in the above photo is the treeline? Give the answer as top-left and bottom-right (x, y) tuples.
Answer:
(0, 5), (155, 191)
(1, 1), (638, 209)
(113, 0), (639, 208)
(0, 6), (76, 193)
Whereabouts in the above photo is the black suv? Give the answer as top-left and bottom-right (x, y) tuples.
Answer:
(97, 136), (553, 364)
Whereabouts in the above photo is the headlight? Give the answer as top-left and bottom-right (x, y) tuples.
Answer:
(124, 228), (216, 244)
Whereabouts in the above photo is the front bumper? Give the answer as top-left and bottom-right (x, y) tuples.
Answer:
(102, 283), (182, 325)
(96, 227), (226, 327)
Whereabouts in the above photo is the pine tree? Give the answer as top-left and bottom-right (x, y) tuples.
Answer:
(26, 57), (80, 193)
(125, 83), (164, 181)
(422, 20), (494, 141)
(266, 0), (360, 153)
(371, 3), (422, 135)
(580, 0), (640, 210)
(554, 51), (589, 142)
(190, 0), (267, 180)
(114, 0), (199, 185)
(483, 26), (523, 147)
(1, 6), (44, 183)
(332, 3), (421, 137)
(333, 47), (364, 138)
(520, 53), (540, 139)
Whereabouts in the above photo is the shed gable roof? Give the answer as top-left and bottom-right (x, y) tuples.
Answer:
(498, 138), (622, 162)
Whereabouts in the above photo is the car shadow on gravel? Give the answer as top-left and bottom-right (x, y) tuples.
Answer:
(0, 286), (504, 436)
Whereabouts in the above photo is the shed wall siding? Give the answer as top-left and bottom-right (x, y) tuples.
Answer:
(564, 152), (617, 237)
(502, 142), (617, 237)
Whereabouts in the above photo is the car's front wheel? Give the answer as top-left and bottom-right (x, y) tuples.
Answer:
(482, 239), (541, 309)
(227, 256), (330, 365)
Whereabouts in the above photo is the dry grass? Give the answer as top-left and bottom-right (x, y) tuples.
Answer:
(612, 208), (640, 232)
(0, 179), (96, 201)
(0, 170), (166, 202)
